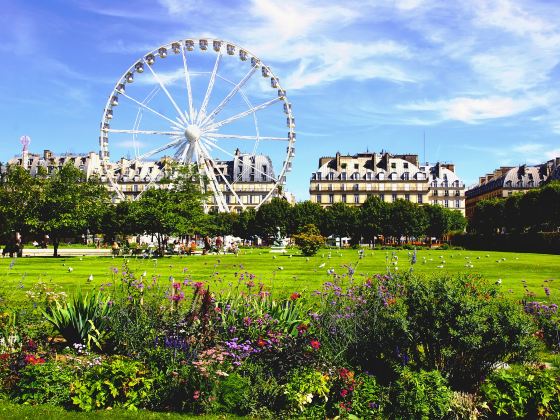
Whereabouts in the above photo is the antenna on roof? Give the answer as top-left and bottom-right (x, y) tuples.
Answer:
(423, 131), (426, 165)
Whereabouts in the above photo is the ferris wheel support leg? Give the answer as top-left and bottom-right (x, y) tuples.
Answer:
(198, 141), (245, 210)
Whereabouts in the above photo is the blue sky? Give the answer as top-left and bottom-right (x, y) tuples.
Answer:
(1, 0), (560, 200)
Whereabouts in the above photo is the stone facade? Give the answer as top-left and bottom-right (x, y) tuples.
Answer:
(309, 152), (465, 214)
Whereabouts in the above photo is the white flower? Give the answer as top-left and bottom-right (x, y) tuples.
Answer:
(68, 267), (73, 272)
(88, 274), (93, 282)
(319, 263), (325, 268)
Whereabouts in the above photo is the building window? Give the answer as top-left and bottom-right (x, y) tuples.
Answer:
(354, 163), (359, 169)
(341, 172), (347, 180)
(354, 194), (360, 204)
(444, 190), (449, 196)
(380, 193), (385, 202)
(418, 194), (423, 204)
(329, 194), (334, 204)
(403, 172), (409, 180)
(315, 184), (321, 191)
(391, 162), (396, 169)
(444, 200), (449, 208)
(316, 172), (322, 180)
(404, 162), (409, 169)
(392, 193), (397, 202)
(341, 184), (346, 191)
(378, 173), (385, 180)
(455, 200), (460, 208)
(353, 183), (359, 191)
(133, 184), (138, 192)
(316, 194), (322, 203)
(328, 184), (333, 191)
(328, 172), (334, 180)
(342, 194), (347, 203)
(366, 172), (372, 180)
(405, 194), (410, 201)
(433, 190), (438, 196)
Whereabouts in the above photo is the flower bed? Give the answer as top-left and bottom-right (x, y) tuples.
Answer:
(0, 262), (558, 418)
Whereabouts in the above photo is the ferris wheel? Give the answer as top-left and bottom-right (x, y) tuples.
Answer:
(99, 38), (295, 212)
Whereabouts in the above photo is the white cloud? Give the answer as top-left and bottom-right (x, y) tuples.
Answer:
(400, 96), (543, 123)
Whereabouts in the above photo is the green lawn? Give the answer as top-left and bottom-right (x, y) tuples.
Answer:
(0, 401), (239, 419)
(0, 248), (558, 303)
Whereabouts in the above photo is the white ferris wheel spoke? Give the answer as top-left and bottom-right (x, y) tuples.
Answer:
(181, 45), (195, 122)
(205, 133), (287, 141)
(144, 58), (188, 125)
(202, 137), (278, 183)
(106, 128), (182, 136)
(206, 97), (282, 131)
(200, 65), (258, 126)
(197, 51), (222, 124)
(119, 91), (183, 129)
(197, 141), (245, 209)
(114, 138), (183, 169)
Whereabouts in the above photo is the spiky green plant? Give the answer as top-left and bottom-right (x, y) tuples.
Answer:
(43, 291), (112, 350)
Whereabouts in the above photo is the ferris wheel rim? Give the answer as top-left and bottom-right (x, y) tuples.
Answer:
(99, 38), (296, 210)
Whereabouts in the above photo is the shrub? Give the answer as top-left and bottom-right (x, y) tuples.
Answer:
(43, 291), (112, 350)
(215, 372), (253, 415)
(15, 361), (75, 406)
(388, 368), (452, 420)
(292, 224), (325, 256)
(71, 357), (154, 411)
(481, 365), (560, 418)
(405, 274), (539, 390)
(349, 373), (385, 419)
(283, 368), (330, 414)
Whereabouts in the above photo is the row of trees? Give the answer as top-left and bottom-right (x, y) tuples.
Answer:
(0, 164), (206, 256)
(0, 163), (467, 256)
(470, 181), (560, 235)
(211, 197), (467, 245)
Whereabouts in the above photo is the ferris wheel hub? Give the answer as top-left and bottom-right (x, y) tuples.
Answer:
(184, 125), (202, 143)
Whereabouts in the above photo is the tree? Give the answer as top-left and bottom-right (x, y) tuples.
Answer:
(0, 165), (43, 242)
(387, 199), (427, 242)
(324, 202), (359, 243)
(255, 198), (292, 240)
(232, 209), (256, 241)
(38, 164), (109, 257)
(129, 188), (179, 253)
(539, 181), (560, 232)
(359, 196), (389, 243)
(289, 201), (325, 235)
(446, 209), (467, 233)
(470, 198), (504, 235)
(423, 205), (449, 243)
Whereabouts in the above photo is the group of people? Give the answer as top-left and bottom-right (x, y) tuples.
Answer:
(202, 235), (239, 255)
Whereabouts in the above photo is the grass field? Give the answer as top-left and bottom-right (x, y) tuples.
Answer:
(0, 248), (558, 303)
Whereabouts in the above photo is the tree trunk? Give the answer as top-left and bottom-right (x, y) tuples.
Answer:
(53, 239), (59, 257)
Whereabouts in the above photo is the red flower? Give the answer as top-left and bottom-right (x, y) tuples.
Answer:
(290, 292), (301, 301)
(310, 339), (321, 350)
(24, 354), (45, 365)
(257, 338), (267, 348)
(193, 390), (200, 400)
(340, 389), (348, 398)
